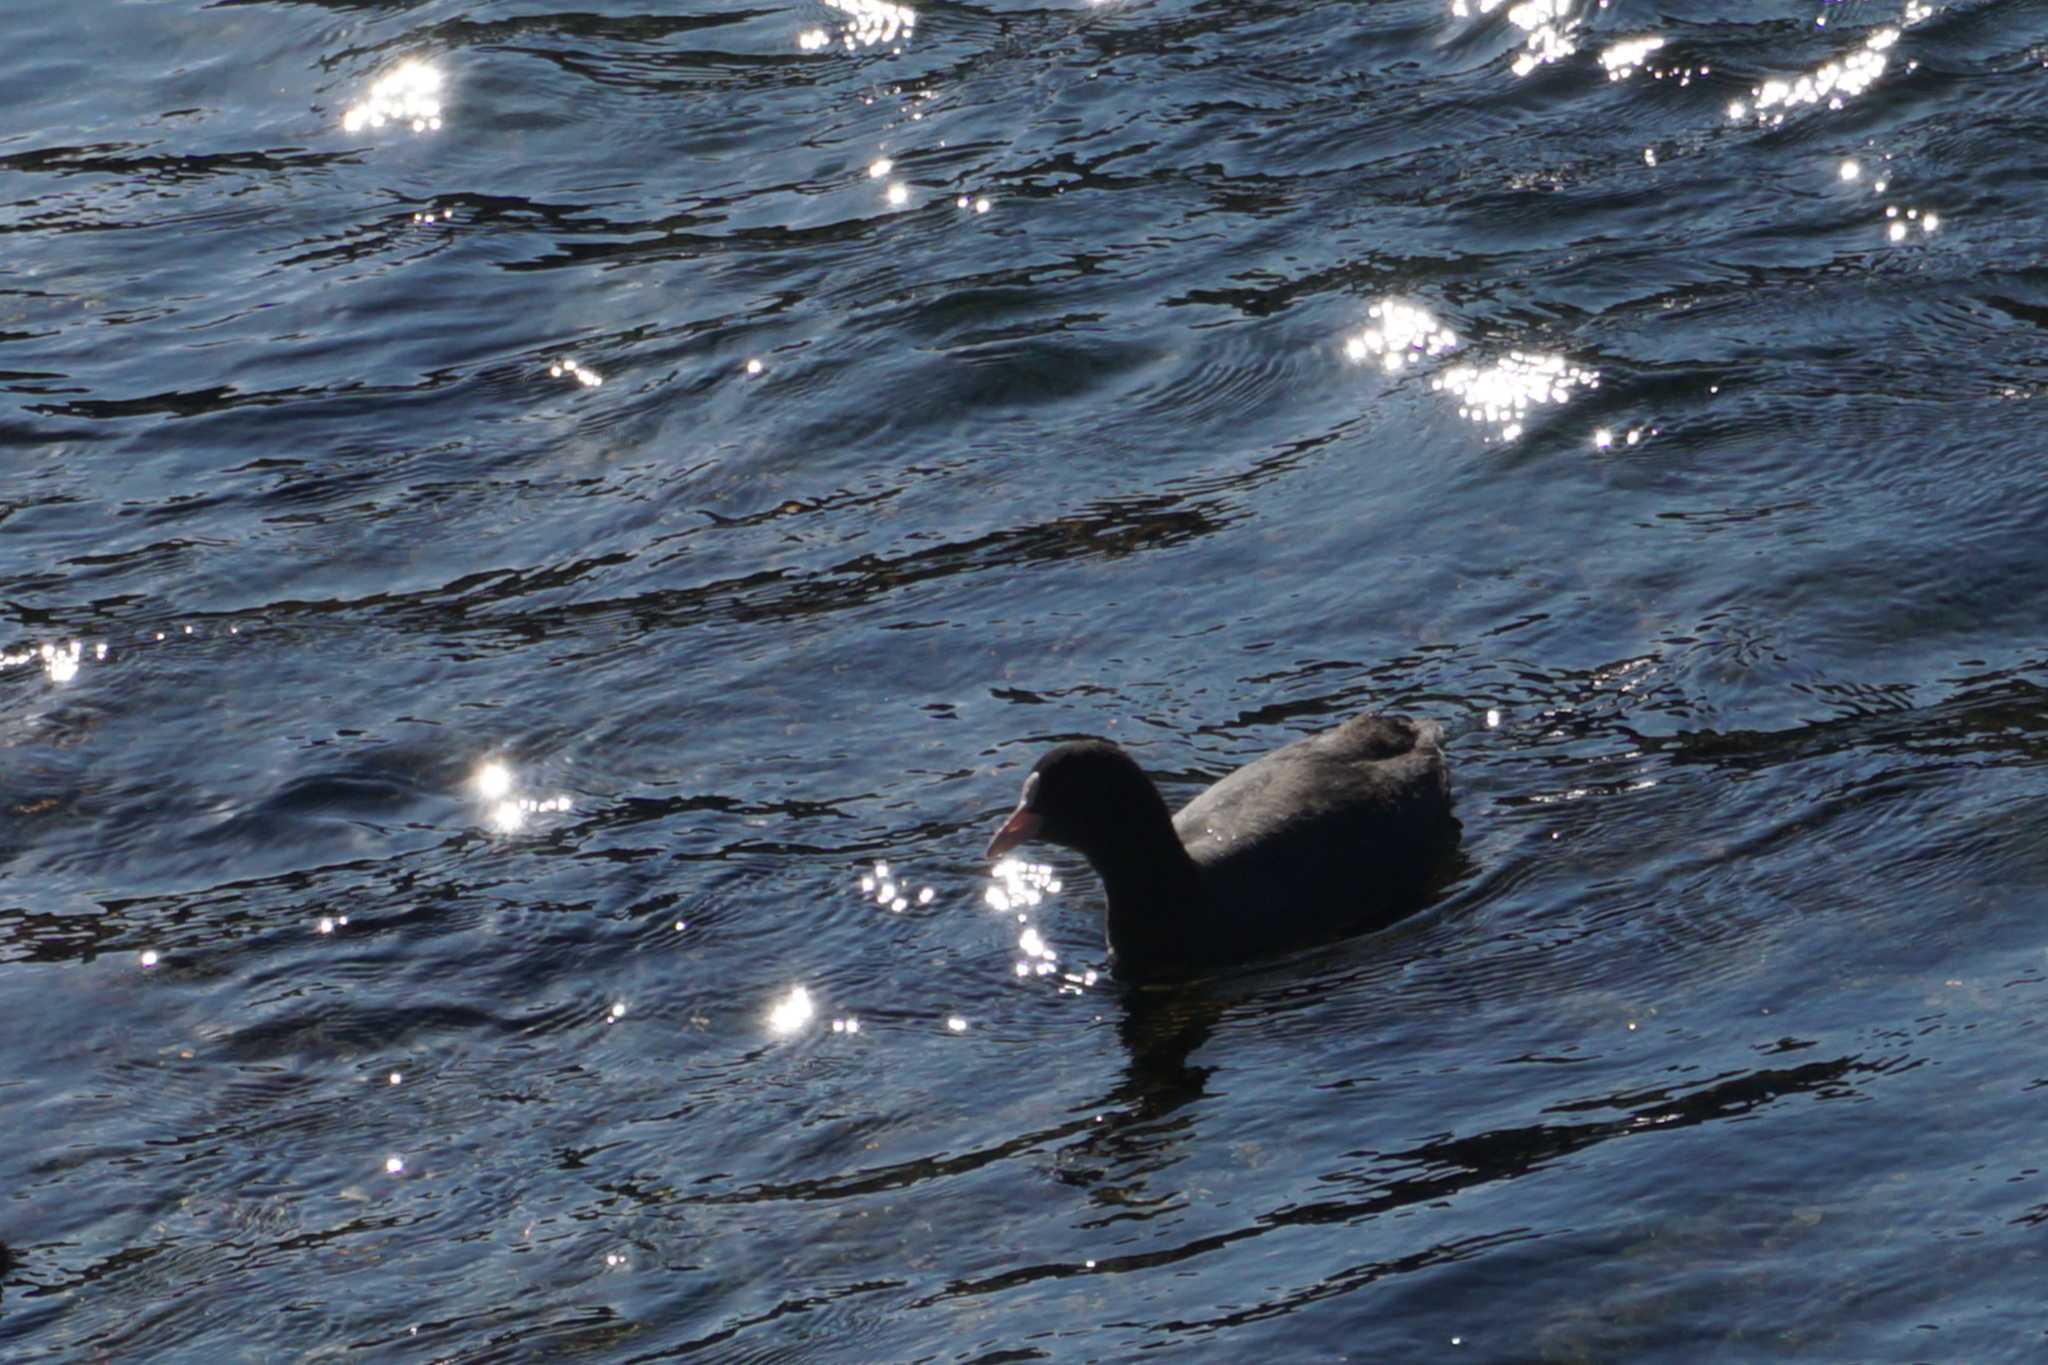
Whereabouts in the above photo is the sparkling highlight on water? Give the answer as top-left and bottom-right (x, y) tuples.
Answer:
(1434, 351), (1600, 443)
(1343, 301), (1458, 374)
(1599, 35), (1665, 80)
(3, 639), (106, 684)
(859, 861), (932, 913)
(549, 357), (604, 388)
(472, 760), (573, 834)
(1728, 5), (1930, 124)
(477, 763), (513, 801)
(985, 857), (1061, 912)
(342, 59), (445, 136)
(1882, 205), (1940, 241)
(801, 0), (915, 52)
(1018, 925), (1055, 963)
(768, 985), (816, 1035)
(1447, 0), (1586, 78)
(986, 858), (1093, 989)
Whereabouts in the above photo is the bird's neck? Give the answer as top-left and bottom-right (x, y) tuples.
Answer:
(1092, 823), (1206, 973)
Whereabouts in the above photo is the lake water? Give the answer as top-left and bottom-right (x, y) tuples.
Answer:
(4, 0), (2047, 1358)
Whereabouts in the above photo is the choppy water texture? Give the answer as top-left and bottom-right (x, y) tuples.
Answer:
(4, 0), (2047, 1358)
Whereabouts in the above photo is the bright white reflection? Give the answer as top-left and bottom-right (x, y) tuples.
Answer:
(477, 762), (513, 801)
(868, 158), (893, 178)
(4, 639), (106, 684)
(885, 181), (911, 207)
(768, 985), (816, 1035)
(342, 59), (445, 136)
(802, 0), (915, 52)
(986, 859), (1095, 988)
(859, 859), (931, 913)
(1451, 0), (1587, 78)
(1883, 204), (1941, 240)
(986, 857), (1061, 912)
(830, 1015), (861, 1033)
(43, 641), (80, 683)
(1884, 205), (1933, 240)
(946, 1015), (968, 1032)
(1599, 35), (1664, 80)
(1433, 351), (1600, 443)
(1728, 4), (1930, 124)
(1343, 300), (1458, 374)
(549, 357), (603, 389)
(385, 1155), (406, 1174)
(472, 759), (572, 834)
(1593, 425), (1655, 449)
(1840, 158), (1861, 182)
(139, 949), (160, 969)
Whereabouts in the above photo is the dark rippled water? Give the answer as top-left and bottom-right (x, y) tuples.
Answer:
(5, 0), (2048, 1357)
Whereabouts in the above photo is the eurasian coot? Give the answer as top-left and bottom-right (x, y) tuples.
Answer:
(986, 714), (1459, 979)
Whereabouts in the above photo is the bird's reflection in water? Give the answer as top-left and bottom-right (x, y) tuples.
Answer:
(1042, 856), (1476, 1214)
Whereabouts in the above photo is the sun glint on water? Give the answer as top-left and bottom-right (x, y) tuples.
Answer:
(342, 59), (445, 136)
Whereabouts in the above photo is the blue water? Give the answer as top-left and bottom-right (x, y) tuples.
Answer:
(5, 0), (2047, 1357)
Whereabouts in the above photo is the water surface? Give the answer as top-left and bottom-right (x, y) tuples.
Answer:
(4, 0), (2047, 1358)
